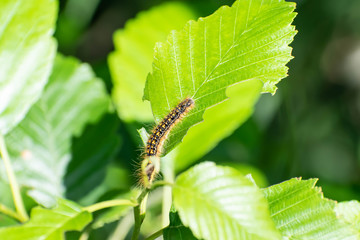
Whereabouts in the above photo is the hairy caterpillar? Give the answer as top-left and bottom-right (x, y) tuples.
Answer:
(141, 97), (195, 186)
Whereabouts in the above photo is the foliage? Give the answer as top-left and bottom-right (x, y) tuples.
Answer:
(0, 0), (57, 135)
(1, 54), (110, 207)
(0, 0), (359, 239)
(144, 0), (296, 154)
(0, 199), (92, 240)
(264, 178), (358, 239)
(173, 162), (280, 240)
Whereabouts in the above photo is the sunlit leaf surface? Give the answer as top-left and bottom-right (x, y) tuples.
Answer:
(0, 199), (92, 240)
(264, 178), (358, 240)
(0, 0), (57, 134)
(144, 0), (296, 154)
(173, 162), (280, 240)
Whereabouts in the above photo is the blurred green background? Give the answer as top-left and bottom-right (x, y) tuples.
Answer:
(57, 0), (360, 211)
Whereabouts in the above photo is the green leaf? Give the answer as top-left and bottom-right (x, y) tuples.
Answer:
(1, 54), (110, 207)
(64, 113), (121, 201)
(335, 200), (360, 235)
(144, 0), (297, 154)
(173, 162), (280, 240)
(263, 178), (358, 240)
(163, 209), (198, 240)
(109, 2), (196, 122)
(0, 0), (57, 134)
(0, 199), (92, 240)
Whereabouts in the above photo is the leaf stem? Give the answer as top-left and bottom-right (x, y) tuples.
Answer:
(131, 181), (172, 240)
(131, 188), (149, 240)
(84, 199), (137, 213)
(0, 134), (28, 222)
(145, 227), (165, 240)
(0, 203), (22, 222)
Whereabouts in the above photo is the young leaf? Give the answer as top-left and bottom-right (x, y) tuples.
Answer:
(0, 199), (92, 239)
(173, 162), (281, 240)
(1, 55), (110, 207)
(109, 2), (196, 122)
(144, 0), (297, 154)
(0, 0), (57, 134)
(263, 178), (358, 240)
(335, 200), (360, 235)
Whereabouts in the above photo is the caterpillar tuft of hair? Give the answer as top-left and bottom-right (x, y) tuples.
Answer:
(140, 97), (194, 187)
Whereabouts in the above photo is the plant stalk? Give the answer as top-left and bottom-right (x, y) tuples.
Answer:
(0, 134), (28, 222)
(84, 199), (137, 213)
(131, 188), (149, 240)
(0, 203), (22, 221)
(131, 181), (172, 240)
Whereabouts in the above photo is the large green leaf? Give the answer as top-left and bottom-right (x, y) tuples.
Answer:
(0, 199), (92, 239)
(1, 55), (110, 207)
(144, 0), (296, 154)
(173, 162), (280, 240)
(0, 0), (57, 134)
(109, 2), (196, 122)
(263, 178), (358, 239)
(335, 200), (360, 235)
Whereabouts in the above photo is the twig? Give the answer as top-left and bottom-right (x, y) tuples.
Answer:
(131, 181), (173, 240)
(84, 199), (137, 213)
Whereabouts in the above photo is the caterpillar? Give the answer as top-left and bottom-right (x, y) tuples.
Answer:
(141, 97), (195, 186)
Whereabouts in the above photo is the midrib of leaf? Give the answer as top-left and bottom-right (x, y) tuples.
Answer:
(195, 2), (245, 99)
(192, 11), (240, 99)
(271, 194), (316, 219)
(267, 183), (311, 205)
